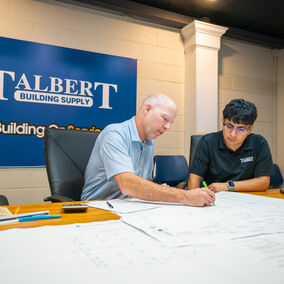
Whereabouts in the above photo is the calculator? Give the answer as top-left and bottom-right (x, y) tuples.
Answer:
(62, 203), (88, 212)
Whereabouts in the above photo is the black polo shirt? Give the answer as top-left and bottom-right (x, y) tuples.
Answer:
(190, 131), (274, 185)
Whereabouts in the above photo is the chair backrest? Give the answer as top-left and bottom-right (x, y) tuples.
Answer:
(153, 155), (189, 186)
(270, 163), (283, 187)
(45, 128), (100, 201)
(189, 135), (203, 169)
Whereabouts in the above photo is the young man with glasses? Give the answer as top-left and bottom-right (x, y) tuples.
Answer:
(188, 99), (274, 192)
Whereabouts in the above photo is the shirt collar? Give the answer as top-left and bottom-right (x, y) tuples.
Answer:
(129, 117), (153, 146)
(218, 131), (227, 150)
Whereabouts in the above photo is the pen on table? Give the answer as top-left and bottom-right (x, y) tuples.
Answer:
(106, 201), (114, 209)
(14, 207), (20, 215)
(203, 181), (215, 206)
(19, 215), (61, 222)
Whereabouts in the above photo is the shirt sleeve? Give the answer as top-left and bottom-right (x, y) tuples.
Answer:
(100, 131), (134, 180)
(254, 138), (274, 177)
(190, 137), (210, 178)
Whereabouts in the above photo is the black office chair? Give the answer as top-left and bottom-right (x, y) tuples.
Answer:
(153, 155), (189, 187)
(269, 163), (283, 189)
(0, 195), (9, 206)
(177, 134), (203, 189)
(188, 135), (203, 171)
(44, 128), (100, 202)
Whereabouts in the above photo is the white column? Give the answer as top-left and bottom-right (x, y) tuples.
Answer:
(181, 20), (228, 159)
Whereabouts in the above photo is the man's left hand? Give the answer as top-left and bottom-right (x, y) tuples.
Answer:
(208, 182), (229, 192)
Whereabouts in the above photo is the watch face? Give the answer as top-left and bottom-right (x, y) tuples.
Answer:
(228, 181), (234, 187)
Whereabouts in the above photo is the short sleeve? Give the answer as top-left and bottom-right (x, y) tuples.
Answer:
(190, 137), (210, 177)
(254, 138), (274, 177)
(100, 131), (134, 180)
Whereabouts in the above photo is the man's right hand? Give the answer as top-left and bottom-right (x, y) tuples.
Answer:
(181, 187), (215, 207)
(115, 172), (215, 207)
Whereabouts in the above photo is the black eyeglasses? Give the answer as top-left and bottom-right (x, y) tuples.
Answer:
(223, 123), (250, 134)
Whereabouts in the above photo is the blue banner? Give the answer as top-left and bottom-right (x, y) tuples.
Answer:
(0, 37), (137, 166)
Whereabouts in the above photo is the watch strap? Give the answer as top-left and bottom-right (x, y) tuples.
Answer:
(227, 180), (235, 192)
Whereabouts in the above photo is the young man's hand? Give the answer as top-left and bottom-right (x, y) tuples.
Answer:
(208, 182), (229, 192)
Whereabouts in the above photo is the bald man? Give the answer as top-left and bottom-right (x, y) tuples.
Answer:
(81, 94), (214, 207)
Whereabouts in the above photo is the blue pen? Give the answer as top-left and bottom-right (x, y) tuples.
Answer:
(106, 201), (114, 209)
(19, 215), (61, 222)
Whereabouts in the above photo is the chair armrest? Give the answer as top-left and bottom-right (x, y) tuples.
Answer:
(44, 194), (75, 203)
(0, 195), (9, 206)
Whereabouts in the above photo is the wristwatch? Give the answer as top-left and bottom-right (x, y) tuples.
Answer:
(227, 180), (235, 192)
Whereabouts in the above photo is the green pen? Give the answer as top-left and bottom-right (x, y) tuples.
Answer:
(202, 181), (215, 206)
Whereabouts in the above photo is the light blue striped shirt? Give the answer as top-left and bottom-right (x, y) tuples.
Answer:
(81, 117), (154, 200)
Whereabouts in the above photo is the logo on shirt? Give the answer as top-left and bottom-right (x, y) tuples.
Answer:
(240, 156), (254, 163)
